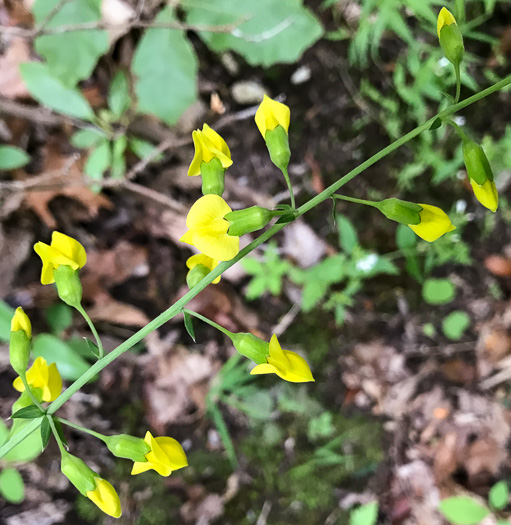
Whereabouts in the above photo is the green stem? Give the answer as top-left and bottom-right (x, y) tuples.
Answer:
(47, 415), (66, 455)
(281, 167), (296, 209)
(58, 418), (106, 442)
(183, 309), (235, 338)
(445, 118), (470, 142)
(19, 375), (44, 412)
(333, 195), (379, 208)
(454, 62), (461, 104)
(76, 305), (104, 359)
(2, 74), (511, 458)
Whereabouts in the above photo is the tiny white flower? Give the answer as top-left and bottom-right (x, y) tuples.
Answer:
(356, 253), (378, 273)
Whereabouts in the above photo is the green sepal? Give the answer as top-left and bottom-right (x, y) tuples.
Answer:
(183, 310), (196, 342)
(229, 333), (269, 364)
(186, 264), (210, 289)
(200, 157), (225, 196)
(61, 451), (97, 496)
(264, 125), (291, 171)
(40, 417), (51, 449)
(462, 140), (493, 185)
(104, 434), (151, 463)
(429, 118), (442, 131)
(225, 206), (276, 237)
(439, 24), (464, 66)
(377, 198), (422, 225)
(276, 212), (298, 224)
(11, 406), (44, 420)
(53, 265), (83, 309)
(9, 330), (30, 376)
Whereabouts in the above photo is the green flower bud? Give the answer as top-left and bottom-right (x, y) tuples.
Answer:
(225, 206), (277, 237)
(462, 140), (493, 185)
(200, 157), (225, 197)
(61, 452), (97, 495)
(229, 333), (270, 364)
(377, 198), (422, 225)
(186, 264), (211, 289)
(104, 434), (151, 463)
(439, 24), (464, 66)
(265, 125), (291, 172)
(53, 265), (83, 308)
(10, 308), (31, 376)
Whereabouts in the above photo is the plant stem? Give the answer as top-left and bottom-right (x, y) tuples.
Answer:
(333, 195), (379, 207)
(19, 375), (44, 411)
(2, 74), (510, 458)
(183, 309), (235, 338)
(58, 418), (106, 441)
(281, 167), (296, 209)
(47, 415), (66, 455)
(445, 118), (469, 142)
(454, 63), (461, 104)
(76, 305), (104, 359)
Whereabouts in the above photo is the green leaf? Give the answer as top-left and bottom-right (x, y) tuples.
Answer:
(133, 6), (198, 125)
(32, 333), (90, 380)
(350, 501), (378, 525)
(439, 496), (489, 525)
(46, 303), (73, 335)
(128, 138), (163, 162)
(422, 278), (456, 305)
(489, 481), (509, 510)
(70, 128), (107, 149)
(85, 140), (111, 180)
(396, 224), (417, 250)
(40, 417), (51, 449)
(0, 146), (30, 170)
(337, 214), (358, 254)
(32, 0), (108, 87)
(4, 419), (44, 462)
(0, 420), (9, 446)
(0, 300), (15, 342)
(442, 311), (471, 341)
(183, 0), (323, 67)
(20, 62), (94, 120)
(83, 338), (100, 359)
(108, 71), (130, 118)
(0, 468), (25, 503)
(276, 213), (297, 224)
(110, 136), (127, 179)
(11, 406), (44, 420)
(183, 310), (196, 342)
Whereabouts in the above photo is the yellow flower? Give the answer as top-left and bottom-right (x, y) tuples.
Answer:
(250, 334), (314, 383)
(34, 231), (87, 285)
(437, 7), (457, 39)
(408, 204), (455, 242)
(131, 431), (188, 477)
(13, 356), (62, 402)
(255, 95), (291, 138)
(188, 124), (233, 177)
(186, 253), (221, 284)
(180, 195), (239, 261)
(11, 307), (31, 338)
(86, 477), (122, 519)
(470, 179), (498, 213)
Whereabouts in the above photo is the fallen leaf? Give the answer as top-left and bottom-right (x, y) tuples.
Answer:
(484, 255), (511, 277)
(0, 37), (31, 98)
(87, 294), (150, 326)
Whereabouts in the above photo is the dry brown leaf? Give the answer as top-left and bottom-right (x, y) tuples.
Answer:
(87, 294), (150, 327)
(484, 255), (511, 277)
(282, 220), (328, 268)
(0, 224), (34, 297)
(0, 37), (30, 98)
(180, 493), (224, 525)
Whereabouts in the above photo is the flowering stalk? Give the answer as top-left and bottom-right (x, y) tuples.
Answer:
(1, 74), (511, 459)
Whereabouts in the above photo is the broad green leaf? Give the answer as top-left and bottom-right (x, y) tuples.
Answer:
(0, 468), (25, 503)
(337, 214), (358, 254)
(70, 128), (107, 149)
(32, 333), (90, 380)
(439, 496), (489, 525)
(32, 0), (108, 87)
(0, 146), (30, 170)
(11, 406), (44, 420)
(0, 420), (9, 445)
(20, 62), (94, 120)
(350, 502), (378, 525)
(129, 138), (163, 162)
(110, 136), (127, 178)
(422, 278), (456, 305)
(108, 71), (130, 118)
(46, 303), (73, 335)
(442, 311), (470, 341)
(395, 224), (417, 250)
(183, 0), (323, 67)
(85, 140), (111, 180)
(4, 419), (44, 462)
(0, 300), (15, 342)
(489, 481), (509, 511)
(133, 7), (198, 125)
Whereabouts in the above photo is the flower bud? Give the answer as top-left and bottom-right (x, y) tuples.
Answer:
(104, 434), (151, 463)
(377, 198), (422, 225)
(265, 126), (291, 172)
(186, 264), (210, 289)
(53, 265), (83, 308)
(437, 8), (464, 66)
(200, 157), (225, 196)
(229, 333), (269, 364)
(10, 308), (31, 376)
(188, 124), (232, 178)
(225, 206), (277, 237)
(61, 452), (97, 495)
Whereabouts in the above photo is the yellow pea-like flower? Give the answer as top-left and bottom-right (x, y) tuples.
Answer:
(186, 253), (221, 284)
(188, 124), (233, 177)
(86, 478), (122, 518)
(470, 179), (498, 213)
(255, 95), (291, 138)
(11, 307), (31, 339)
(13, 356), (62, 402)
(408, 204), (456, 242)
(131, 431), (188, 477)
(437, 7), (457, 39)
(180, 194), (239, 261)
(34, 231), (86, 285)
(250, 334), (314, 383)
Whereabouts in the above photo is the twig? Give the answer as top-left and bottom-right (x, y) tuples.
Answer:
(35, 0), (74, 34)
(0, 98), (84, 128)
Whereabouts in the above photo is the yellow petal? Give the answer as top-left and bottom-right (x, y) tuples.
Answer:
(437, 7), (457, 39)
(279, 350), (315, 383)
(86, 478), (122, 518)
(179, 230), (195, 246)
(12, 376), (24, 393)
(11, 307), (31, 338)
(45, 362), (63, 402)
(155, 436), (188, 471)
(408, 204), (455, 242)
(186, 254), (221, 284)
(185, 194), (232, 231)
(470, 179), (498, 212)
(51, 232), (87, 268)
(201, 124), (233, 169)
(131, 460), (153, 475)
(254, 95), (291, 137)
(191, 231), (239, 261)
(250, 363), (279, 376)
(188, 130), (206, 176)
